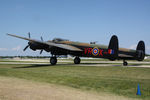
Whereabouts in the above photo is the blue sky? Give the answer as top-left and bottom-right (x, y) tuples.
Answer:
(0, 0), (150, 56)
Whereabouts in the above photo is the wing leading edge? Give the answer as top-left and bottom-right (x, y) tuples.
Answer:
(7, 33), (82, 52)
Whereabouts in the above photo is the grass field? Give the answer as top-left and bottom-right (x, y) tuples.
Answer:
(0, 62), (150, 100)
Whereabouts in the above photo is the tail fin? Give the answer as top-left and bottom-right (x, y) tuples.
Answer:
(136, 41), (145, 61)
(108, 35), (119, 60)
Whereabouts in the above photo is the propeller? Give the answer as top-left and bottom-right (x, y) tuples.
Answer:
(41, 36), (43, 41)
(23, 32), (44, 54)
(28, 32), (31, 38)
(23, 32), (31, 51)
(23, 45), (30, 51)
(40, 50), (43, 54)
(40, 36), (44, 54)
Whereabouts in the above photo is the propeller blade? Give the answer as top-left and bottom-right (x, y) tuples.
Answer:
(41, 36), (43, 41)
(28, 32), (31, 38)
(23, 45), (29, 51)
(40, 50), (43, 54)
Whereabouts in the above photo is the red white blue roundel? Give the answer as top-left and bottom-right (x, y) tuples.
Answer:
(92, 47), (99, 56)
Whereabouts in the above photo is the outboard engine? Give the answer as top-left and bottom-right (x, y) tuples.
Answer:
(108, 35), (119, 61)
(136, 41), (145, 61)
(29, 42), (43, 51)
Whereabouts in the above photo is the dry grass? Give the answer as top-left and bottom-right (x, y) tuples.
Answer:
(0, 76), (139, 100)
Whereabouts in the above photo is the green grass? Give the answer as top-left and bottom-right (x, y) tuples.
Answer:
(0, 64), (149, 99)
(0, 59), (48, 63)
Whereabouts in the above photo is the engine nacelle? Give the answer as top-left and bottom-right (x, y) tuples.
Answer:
(29, 42), (43, 51)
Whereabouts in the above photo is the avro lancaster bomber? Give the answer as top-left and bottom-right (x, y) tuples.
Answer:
(7, 33), (145, 66)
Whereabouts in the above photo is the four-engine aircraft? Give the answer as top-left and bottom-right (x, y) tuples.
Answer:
(7, 33), (145, 66)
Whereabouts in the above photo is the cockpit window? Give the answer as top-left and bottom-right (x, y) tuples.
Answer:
(52, 38), (69, 42)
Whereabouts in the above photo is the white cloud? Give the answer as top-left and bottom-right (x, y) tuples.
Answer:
(0, 48), (8, 51)
(12, 46), (21, 51)
(129, 44), (137, 50)
(146, 46), (150, 53)
(147, 46), (150, 50)
(0, 46), (21, 51)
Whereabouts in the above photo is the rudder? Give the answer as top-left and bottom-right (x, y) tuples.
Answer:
(136, 41), (145, 61)
(108, 35), (119, 60)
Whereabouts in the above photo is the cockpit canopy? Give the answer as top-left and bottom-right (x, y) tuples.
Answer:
(52, 38), (69, 42)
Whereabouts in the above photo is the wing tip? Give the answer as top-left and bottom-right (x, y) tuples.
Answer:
(6, 33), (14, 36)
(6, 33), (10, 35)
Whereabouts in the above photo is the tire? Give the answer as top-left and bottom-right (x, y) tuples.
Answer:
(50, 57), (57, 65)
(74, 57), (81, 64)
(123, 61), (128, 66)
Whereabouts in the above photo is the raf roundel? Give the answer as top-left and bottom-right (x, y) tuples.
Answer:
(92, 47), (99, 56)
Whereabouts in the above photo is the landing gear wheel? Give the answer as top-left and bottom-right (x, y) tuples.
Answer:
(50, 57), (57, 65)
(123, 60), (128, 66)
(74, 57), (81, 64)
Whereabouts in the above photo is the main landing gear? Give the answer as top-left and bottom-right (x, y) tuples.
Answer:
(50, 56), (81, 65)
(74, 57), (81, 64)
(123, 60), (128, 66)
(50, 57), (57, 65)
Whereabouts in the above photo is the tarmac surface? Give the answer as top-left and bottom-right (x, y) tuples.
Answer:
(0, 60), (150, 68)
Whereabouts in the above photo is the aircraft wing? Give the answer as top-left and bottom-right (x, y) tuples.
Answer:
(45, 42), (82, 51)
(7, 33), (82, 51)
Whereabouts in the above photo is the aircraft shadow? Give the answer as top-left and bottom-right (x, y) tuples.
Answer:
(13, 64), (52, 69)
(12, 63), (144, 69)
(58, 63), (123, 67)
(129, 64), (143, 66)
(13, 63), (77, 69)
